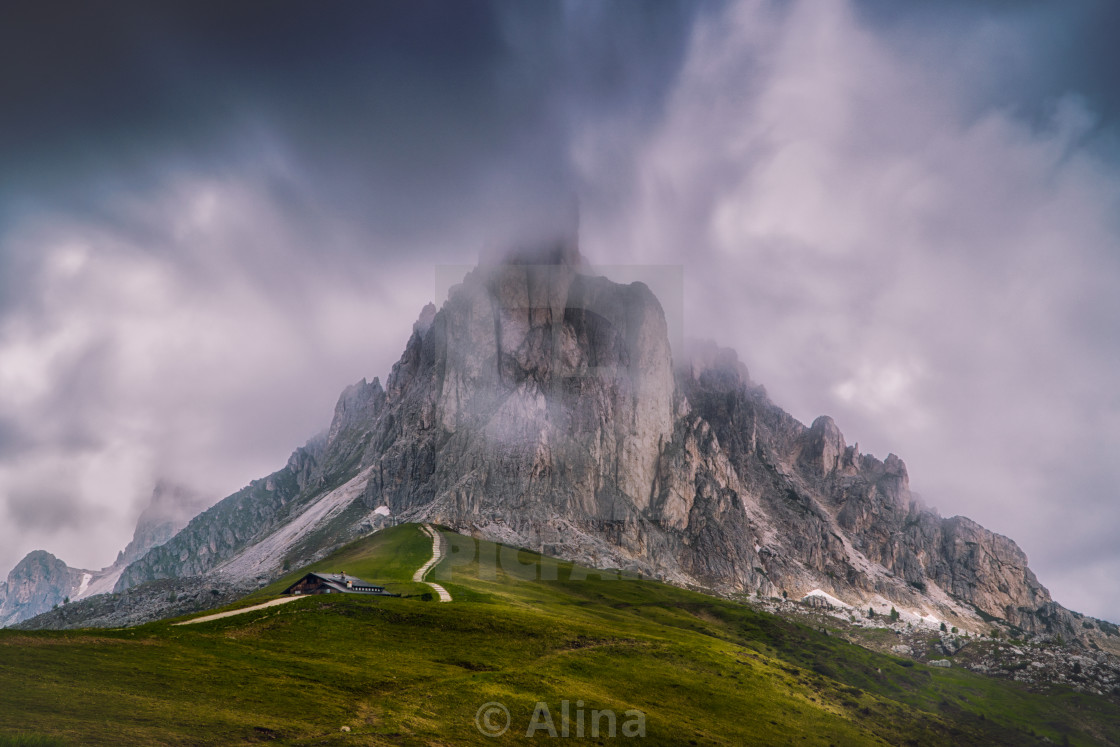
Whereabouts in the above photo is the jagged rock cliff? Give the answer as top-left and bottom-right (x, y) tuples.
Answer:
(107, 246), (1099, 643)
(674, 350), (1077, 638)
(0, 551), (84, 627)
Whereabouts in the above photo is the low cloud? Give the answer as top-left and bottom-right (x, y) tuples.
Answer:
(5, 485), (101, 533)
(0, 163), (434, 572)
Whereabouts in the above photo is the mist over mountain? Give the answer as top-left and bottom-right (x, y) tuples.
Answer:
(3, 1), (1120, 627)
(0, 482), (206, 627)
(59, 249), (1109, 654)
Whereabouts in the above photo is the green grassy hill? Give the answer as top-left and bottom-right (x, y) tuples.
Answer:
(2, 524), (1118, 746)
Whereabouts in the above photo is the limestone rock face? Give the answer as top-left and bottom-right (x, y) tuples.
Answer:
(931, 516), (1055, 632)
(799, 416), (848, 476)
(103, 247), (1099, 642)
(0, 551), (82, 627)
(360, 251), (683, 576)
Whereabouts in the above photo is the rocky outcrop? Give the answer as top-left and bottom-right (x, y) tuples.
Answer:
(0, 551), (85, 627)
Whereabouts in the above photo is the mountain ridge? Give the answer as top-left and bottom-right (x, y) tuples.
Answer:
(55, 248), (1117, 650)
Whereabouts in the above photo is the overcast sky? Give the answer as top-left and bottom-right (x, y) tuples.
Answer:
(2, 1), (1118, 622)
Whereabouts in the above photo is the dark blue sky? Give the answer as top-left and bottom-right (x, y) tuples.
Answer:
(1, 1), (1119, 621)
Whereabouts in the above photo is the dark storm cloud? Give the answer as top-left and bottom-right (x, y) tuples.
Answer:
(853, 0), (1120, 130)
(0, 2), (503, 161)
(0, 1), (701, 252)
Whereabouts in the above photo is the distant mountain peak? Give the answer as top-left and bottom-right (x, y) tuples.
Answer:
(0, 481), (210, 627)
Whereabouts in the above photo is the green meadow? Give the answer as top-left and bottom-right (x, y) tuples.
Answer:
(1, 523), (1118, 745)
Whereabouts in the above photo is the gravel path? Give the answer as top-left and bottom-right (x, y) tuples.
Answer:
(414, 524), (452, 602)
(171, 596), (299, 626)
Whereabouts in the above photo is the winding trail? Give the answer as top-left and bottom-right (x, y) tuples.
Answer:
(171, 596), (298, 626)
(414, 523), (452, 602)
(174, 523), (451, 625)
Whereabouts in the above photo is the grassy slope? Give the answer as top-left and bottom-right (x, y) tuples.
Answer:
(0, 524), (1116, 746)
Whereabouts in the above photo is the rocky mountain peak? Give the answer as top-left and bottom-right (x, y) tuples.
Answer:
(100, 257), (1114, 650)
(0, 550), (81, 627)
(116, 482), (209, 568)
(678, 339), (753, 391)
(413, 302), (437, 335)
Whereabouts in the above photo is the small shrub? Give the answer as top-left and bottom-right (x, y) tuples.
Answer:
(940, 622), (947, 632)
(889, 607), (900, 622)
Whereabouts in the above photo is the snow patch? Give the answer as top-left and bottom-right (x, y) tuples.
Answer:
(803, 589), (851, 609)
(854, 595), (945, 630)
(374, 506), (391, 517)
(74, 567), (124, 601)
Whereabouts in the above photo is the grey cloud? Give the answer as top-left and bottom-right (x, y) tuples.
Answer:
(0, 1), (700, 262)
(0, 418), (33, 458)
(5, 486), (101, 533)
